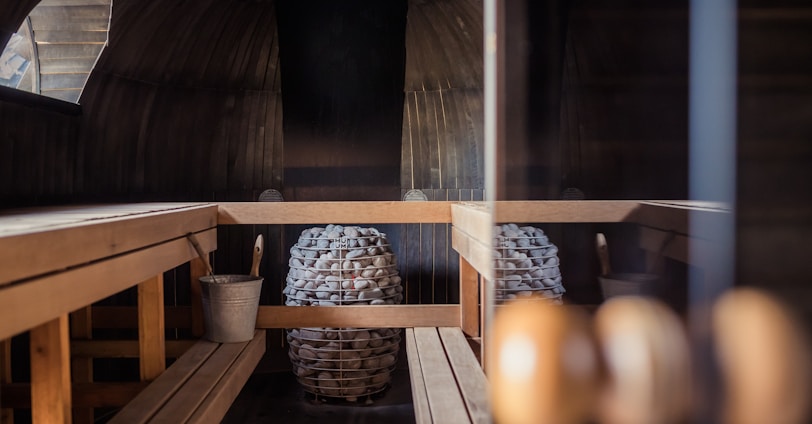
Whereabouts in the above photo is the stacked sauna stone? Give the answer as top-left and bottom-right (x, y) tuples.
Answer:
(284, 225), (403, 401)
(493, 224), (566, 304)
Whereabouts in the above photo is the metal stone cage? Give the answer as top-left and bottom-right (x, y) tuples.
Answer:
(493, 224), (565, 304)
(287, 327), (401, 401)
(284, 225), (403, 401)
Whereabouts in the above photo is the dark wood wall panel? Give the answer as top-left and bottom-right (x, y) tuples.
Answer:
(555, 2), (690, 201)
(0, 88), (81, 207)
(736, 6), (812, 318)
(277, 0), (407, 202)
(77, 0), (283, 200)
(399, 0), (484, 305)
(0, 0), (40, 48)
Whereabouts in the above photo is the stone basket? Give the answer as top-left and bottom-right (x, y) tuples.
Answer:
(494, 224), (566, 304)
(284, 225), (403, 401)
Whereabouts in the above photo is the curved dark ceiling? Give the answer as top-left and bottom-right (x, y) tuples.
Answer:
(1, 0), (485, 202)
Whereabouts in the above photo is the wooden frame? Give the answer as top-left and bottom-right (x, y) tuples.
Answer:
(0, 200), (730, 421)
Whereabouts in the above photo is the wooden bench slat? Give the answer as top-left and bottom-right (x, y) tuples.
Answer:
(150, 340), (250, 423)
(108, 341), (218, 424)
(188, 330), (266, 423)
(405, 328), (433, 423)
(412, 327), (471, 423)
(438, 327), (491, 423)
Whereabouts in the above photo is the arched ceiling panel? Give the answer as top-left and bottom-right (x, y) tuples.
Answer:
(94, 0), (279, 92)
(401, 0), (484, 193)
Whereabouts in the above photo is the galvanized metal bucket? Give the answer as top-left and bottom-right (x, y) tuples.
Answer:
(599, 272), (660, 299)
(200, 274), (263, 343)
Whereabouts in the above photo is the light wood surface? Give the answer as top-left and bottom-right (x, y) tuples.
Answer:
(188, 331), (266, 423)
(30, 315), (72, 424)
(256, 305), (461, 328)
(410, 327), (471, 423)
(451, 202), (491, 249)
(151, 332), (265, 423)
(217, 201), (454, 224)
(493, 200), (641, 223)
(0, 228), (216, 341)
(108, 341), (219, 423)
(438, 327), (491, 423)
(451, 226), (493, 281)
(0, 203), (217, 286)
(138, 275), (166, 381)
(405, 328), (433, 423)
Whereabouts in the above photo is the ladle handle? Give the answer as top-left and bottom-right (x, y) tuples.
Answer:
(187, 233), (213, 275)
(596, 233), (611, 277)
(250, 234), (264, 277)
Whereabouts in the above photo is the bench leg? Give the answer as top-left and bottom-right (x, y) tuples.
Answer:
(30, 315), (72, 424)
(138, 275), (166, 381)
(460, 257), (480, 338)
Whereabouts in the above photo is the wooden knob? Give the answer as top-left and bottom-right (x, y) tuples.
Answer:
(594, 296), (692, 424)
(713, 288), (812, 424)
(489, 301), (600, 424)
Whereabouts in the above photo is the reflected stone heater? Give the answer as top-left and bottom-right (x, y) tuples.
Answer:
(494, 224), (566, 304)
(284, 225), (403, 401)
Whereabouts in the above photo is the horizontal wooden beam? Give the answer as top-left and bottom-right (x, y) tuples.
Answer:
(0, 229), (216, 341)
(71, 340), (196, 359)
(256, 305), (461, 328)
(217, 201), (454, 225)
(91, 306), (192, 329)
(451, 202), (491, 247)
(493, 200), (642, 224)
(633, 201), (731, 236)
(0, 203), (217, 286)
(1, 382), (148, 408)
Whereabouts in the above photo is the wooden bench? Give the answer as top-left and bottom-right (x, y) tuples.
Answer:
(109, 330), (265, 423)
(405, 327), (490, 424)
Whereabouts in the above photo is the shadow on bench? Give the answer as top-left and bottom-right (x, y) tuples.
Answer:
(110, 330), (265, 423)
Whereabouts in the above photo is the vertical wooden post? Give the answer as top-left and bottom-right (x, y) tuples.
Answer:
(69, 307), (94, 424)
(189, 257), (207, 338)
(460, 257), (480, 338)
(30, 315), (72, 424)
(138, 275), (166, 381)
(1, 338), (13, 423)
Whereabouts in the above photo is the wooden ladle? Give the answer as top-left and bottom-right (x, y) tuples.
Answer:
(250, 234), (263, 278)
(596, 233), (611, 277)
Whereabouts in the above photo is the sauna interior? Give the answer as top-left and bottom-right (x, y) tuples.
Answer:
(1, 0), (811, 423)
